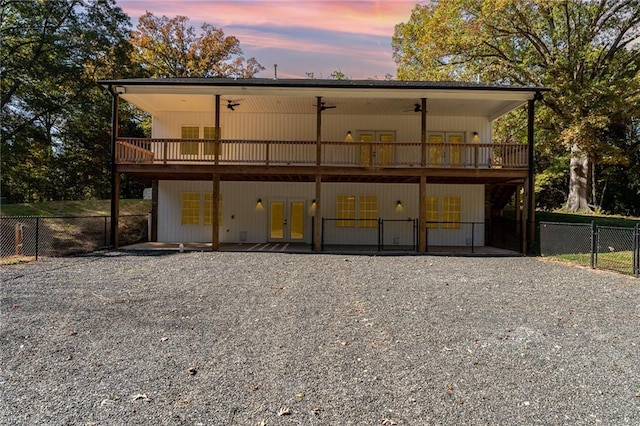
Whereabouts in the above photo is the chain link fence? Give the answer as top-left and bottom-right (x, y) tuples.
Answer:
(540, 221), (640, 277)
(0, 215), (149, 262)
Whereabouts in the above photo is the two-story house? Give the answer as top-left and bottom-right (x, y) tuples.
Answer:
(100, 78), (546, 253)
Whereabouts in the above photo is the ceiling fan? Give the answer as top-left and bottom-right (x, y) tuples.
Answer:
(316, 102), (336, 111)
(227, 100), (240, 111)
(404, 103), (422, 112)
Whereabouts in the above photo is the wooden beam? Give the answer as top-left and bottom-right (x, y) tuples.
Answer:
(110, 91), (120, 248)
(112, 168), (120, 248)
(420, 98), (427, 167)
(418, 175), (427, 253)
(211, 174), (220, 251)
(214, 94), (221, 166)
(527, 95), (539, 254)
(316, 96), (322, 166)
(151, 180), (158, 242)
(314, 174), (322, 252)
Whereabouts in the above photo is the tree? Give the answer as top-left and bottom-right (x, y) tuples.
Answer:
(393, 0), (640, 213)
(130, 12), (264, 78)
(1, 0), (136, 202)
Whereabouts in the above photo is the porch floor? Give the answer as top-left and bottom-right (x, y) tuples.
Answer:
(122, 242), (522, 256)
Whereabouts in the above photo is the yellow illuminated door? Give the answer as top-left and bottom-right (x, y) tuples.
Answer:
(428, 133), (444, 166)
(448, 133), (464, 166)
(270, 201), (285, 240)
(269, 200), (305, 242)
(359, 133), (373, 166)
(289, 201), (304, 240)
(378, 132), (394, 166)
(358, 131), (395, 166)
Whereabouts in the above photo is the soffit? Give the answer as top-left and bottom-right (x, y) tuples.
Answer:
(115, 81), (538, 119)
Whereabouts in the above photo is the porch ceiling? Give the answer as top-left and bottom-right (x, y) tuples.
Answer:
(103, 78), (545, 120)
(119, 94), (527, 119)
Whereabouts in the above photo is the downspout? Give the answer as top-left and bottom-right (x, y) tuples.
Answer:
(108, 85), (120, 248)
(527, 91), (543, 254)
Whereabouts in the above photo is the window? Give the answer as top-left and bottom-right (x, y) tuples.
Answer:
(358, 195), (378, 228)
(203, 126), (221, 156)
(203, 193), (223, 225)
(425, 196), (439, 228)
(442, 196), (461, 229)
(336, 195), (356, 228)
(181, 126), (199, 156)
(181, 192), (200, 225)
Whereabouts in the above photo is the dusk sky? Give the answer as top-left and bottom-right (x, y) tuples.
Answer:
(118, 0), (419, 79)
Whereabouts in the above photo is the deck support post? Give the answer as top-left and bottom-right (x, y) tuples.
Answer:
(526, 93), (541, 253)
(316, 96), (322, 165)
(151, 180), (158, 242)
(314, 175), (322, 252)
(211, 173), (220, 251)
(420, 98), (427, 167)
(418, 175), (427, 253)
(214, 94), (221, 165)
(109, 88), (120, 248)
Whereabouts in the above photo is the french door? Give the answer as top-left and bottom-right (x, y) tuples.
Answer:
(428, 132), (466, 166)
(357, 131), (395, 166)
(269, 199), (306, 242)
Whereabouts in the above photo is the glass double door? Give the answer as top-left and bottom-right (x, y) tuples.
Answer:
(428, 132), (465, 166)
(269, 199), (306, 242)
(358, 131), (395, 167)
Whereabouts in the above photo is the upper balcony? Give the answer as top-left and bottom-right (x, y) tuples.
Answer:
(116, 138), (528, 170)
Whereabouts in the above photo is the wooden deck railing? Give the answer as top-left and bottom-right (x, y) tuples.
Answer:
(115, 138), (529, 169)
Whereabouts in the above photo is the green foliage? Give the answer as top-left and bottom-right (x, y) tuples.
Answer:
(130, 12), (264, 78)
(393, 0), (640, 214)
(1, 0), (137, 203)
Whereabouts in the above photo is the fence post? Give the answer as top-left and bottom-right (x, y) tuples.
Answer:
(634, 223), (639, 278)
(471, 222), (475, 253)
(104, 216), (108, 247)
(590, 221), (596, 269)
(425, 225), (429, 253)
(321, 218), (325, 252)
(311, 216), (314, 248)
(378, 218), (382, 251)
(35, 217), (39, 261)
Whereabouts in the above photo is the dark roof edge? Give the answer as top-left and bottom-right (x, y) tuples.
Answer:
(98, 78), (550, 93)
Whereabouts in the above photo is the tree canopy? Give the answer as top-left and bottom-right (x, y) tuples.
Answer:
(130, 12), (264, 78)
(1, 0), (135, 202)
(0, 5), (263, 204)
(393, 0), (640, 213)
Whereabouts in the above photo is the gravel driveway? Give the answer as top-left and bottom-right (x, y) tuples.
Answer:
(1, 251), (639, 425)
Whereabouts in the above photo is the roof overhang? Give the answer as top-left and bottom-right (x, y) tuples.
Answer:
(100, 78), (548, 120)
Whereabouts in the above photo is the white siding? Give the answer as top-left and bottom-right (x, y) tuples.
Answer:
(152, 111), (492, 142)
(158, 181), (485, 246)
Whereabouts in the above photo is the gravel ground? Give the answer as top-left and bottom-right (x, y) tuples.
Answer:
(1, 251), (639, 425)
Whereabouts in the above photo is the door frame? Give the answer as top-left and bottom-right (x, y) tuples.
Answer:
(267, 198), (307, 243)
(357, 130), (396, 167)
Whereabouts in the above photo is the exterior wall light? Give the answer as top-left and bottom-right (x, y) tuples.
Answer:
(472, 131), (479, 141)
(396, 200), (403, 212)
(256, 198), (264, 211)
(345, 131), (353, 142)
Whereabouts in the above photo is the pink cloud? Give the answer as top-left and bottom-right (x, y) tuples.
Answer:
(118, 0), (414, 79)
(120, 0), (414, 38)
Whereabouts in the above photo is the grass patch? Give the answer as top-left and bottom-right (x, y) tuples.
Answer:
(548, 251), (635, 276)
(0, 199), (151, 217)
(536, 210), (639, 228)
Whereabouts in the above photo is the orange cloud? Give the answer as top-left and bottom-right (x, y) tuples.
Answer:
(121, 1), (414, 38)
